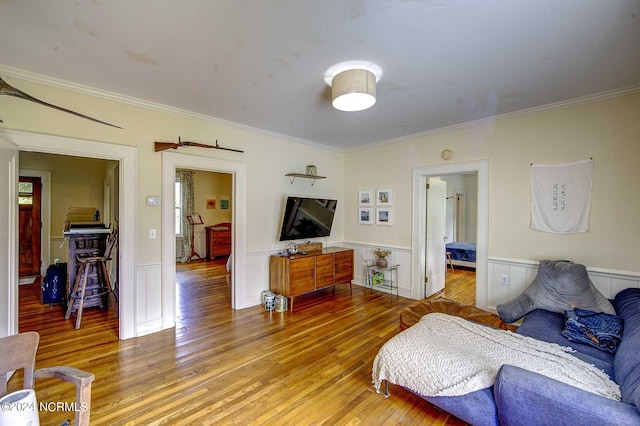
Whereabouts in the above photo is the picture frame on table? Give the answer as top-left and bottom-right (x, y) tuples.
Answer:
(358, 189), (373, 206)
(376, 208), (393, 225)
(376, 188), (393, 206)
(358, 207), (373, 225)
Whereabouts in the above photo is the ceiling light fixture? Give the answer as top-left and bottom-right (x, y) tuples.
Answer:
(331, 68), (376, 112)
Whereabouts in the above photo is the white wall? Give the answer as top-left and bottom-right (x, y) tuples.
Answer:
(3, 72), (345, 336)
(4, 69), (639, 328)
(344, 93), (640, 307)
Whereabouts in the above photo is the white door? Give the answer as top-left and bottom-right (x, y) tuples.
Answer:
(0, 135), (19, 338)
(425, 177), (447, 296)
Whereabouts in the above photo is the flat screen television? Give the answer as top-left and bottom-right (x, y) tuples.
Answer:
(279, 196), (337, 241)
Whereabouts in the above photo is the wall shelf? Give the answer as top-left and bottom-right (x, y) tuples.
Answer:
(285, 173), (327, 185)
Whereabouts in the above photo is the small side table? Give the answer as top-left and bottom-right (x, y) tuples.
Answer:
(365, 260), (399, 303)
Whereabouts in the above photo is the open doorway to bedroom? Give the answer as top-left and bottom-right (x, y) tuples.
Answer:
(440, 173), (477, 306)
(412, 160), (488, 310)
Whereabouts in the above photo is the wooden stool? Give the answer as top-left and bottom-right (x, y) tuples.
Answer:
(445, 252), (454, 272)
(65, 230), (118, 329)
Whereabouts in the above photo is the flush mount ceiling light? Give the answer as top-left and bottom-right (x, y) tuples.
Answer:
(325, 61), (382, 112)
(331, 69), (376, 112)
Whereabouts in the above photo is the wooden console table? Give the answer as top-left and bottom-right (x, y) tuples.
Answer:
(269, 247), (353, 311)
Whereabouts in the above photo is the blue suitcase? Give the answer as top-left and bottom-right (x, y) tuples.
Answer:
(42, 263), (67, 305)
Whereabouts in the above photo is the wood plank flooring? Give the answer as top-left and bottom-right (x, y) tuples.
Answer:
(13, 260), (475, 425)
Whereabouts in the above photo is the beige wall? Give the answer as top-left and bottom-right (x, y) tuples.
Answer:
(344, 93), (640, 272)
(4, 75), (345, 266)
(190, 170), (233, 257)
(19, 152), (110, 234)
(19, 151), (117, 263)
(193, 170), (232, 227)
(5, 72), (639, 301)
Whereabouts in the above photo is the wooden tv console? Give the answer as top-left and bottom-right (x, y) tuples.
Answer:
(269, 247), (354, 311)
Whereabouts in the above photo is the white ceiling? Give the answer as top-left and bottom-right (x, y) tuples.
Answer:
(1, 1), (639, 150)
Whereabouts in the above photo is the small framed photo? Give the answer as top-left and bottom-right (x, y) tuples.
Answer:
(220, 196), (230, 210)
(358, 207), (373, 224)
(376, 208), (393, 225)
(358, 189), (373, 206)
(376, 188), (393, 206)
(206, 198), (217, 209)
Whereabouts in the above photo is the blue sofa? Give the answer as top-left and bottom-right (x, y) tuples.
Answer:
(420, 288), (640, 426)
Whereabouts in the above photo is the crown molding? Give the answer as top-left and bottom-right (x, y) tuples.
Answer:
(0, 64), (340, 153)
(345, 84), (640, 152)
(2, 64), (638, 154)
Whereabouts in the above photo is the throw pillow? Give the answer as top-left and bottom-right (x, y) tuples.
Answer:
(496, 260), (615, 323)
(562, 308), (623, 354)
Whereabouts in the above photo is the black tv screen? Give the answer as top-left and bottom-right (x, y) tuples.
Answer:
(279, 197), (337, 241)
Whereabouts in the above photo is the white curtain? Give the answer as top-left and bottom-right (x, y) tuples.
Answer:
(530, 159), (593, 234)
(176, 169), (195, 262)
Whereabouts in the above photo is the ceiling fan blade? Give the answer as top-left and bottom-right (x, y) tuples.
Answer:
(0, 77), (122, 129)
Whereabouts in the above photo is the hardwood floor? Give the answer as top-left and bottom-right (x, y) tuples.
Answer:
(14, 260), (471, 425)
(441, 267), (476, 306)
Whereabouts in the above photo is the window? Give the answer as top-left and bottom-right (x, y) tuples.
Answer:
(18, 181), (34, 205)
(175, 178), (182, 236)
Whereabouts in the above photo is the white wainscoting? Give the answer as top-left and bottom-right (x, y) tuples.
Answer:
(339, 242), (413, 299)
(135, 262), (163, 336)
(245, 242), (414, 308)
(488, 257), (640, 312)
(246, 249), (274, 307)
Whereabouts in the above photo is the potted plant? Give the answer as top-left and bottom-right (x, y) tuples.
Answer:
(373, 248), (391, 268)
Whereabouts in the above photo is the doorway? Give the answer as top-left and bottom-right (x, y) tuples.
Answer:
(18, 176), (41, 278)
(162, 151), (247, 331)
(175, 169), (233, 308)
(411, 160), (489, 310)
(6, 129), (136, 339)
(18, 151), (120, 336)
(440, 173), (478, 306)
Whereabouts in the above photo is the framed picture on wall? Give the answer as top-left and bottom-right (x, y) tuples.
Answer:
(220, 196), (230, 210)
(206, 198), (217, 209)
(376, 188), (393, 206)
(358, 189), (373, 206)
(358, 207), (373, 224)
(376, 208), (393, 225)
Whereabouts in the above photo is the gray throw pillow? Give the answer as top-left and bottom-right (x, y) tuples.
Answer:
(496, 260), (615, 323)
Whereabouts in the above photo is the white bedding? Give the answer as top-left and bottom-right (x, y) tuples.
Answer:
(372, 313), (620, 400)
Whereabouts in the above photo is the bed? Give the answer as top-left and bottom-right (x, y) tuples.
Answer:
(445, 242), (476, 269)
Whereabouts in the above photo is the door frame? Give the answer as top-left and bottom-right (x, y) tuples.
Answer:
(3, 129), (137, 339)
(412, 160), (489, 309)
(161, 151), (246, 329)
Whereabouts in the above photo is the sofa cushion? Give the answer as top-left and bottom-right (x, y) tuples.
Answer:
(495, 365), (640, 426)
(613, 288), (640, 406)
(516, 309), (614, 377)
(497, 260), (615, 323)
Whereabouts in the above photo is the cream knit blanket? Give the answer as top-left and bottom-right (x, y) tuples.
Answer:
(372, 313), (620, 400)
